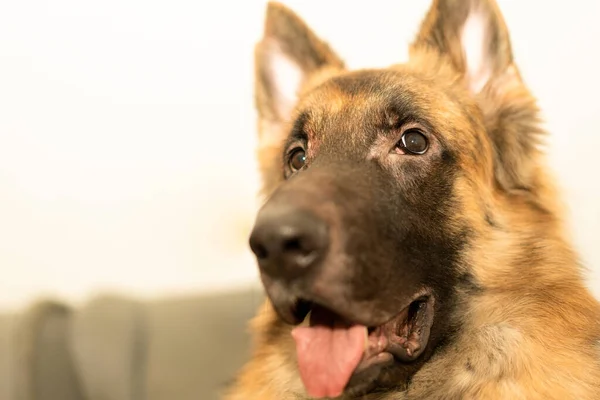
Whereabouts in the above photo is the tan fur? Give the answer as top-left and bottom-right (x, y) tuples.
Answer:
(226, 1), (600, 399)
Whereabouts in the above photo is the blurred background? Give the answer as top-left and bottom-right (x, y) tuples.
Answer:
(0, 0), (599, 399)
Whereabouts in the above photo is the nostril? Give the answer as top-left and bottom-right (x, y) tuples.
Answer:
(281, 236), (318, 269)
(249, 234), (270, 260)
(253, 243), (269, 260)
(282, 237), (303, 254)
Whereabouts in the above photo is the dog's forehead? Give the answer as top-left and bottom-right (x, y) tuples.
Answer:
(302, 70), (419, 125)
(297, 68), (477, 148)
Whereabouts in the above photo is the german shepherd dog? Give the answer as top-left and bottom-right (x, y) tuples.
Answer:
(226, 0), (600, 398)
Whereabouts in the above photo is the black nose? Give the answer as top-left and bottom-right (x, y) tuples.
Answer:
(249, 206), (328, 280)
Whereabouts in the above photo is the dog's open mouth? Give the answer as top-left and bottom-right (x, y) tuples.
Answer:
(290, 293), (435, 398)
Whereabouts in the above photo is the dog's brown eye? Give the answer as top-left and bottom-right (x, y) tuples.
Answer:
(400, 129), (429, 155)
(289, 148), (307, 171)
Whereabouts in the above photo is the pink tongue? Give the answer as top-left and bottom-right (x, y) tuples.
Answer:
(291, 307), (366, 398)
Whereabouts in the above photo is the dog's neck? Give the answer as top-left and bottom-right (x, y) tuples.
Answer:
(397, 225), (600, 399)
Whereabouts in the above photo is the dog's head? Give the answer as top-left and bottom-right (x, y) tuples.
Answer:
(249, 0), (546, 397)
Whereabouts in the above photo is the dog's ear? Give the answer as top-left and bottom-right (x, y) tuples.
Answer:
(256, 3), (343, 123)
(254, 2), (344, 194)
(412, 0), (513, 94)
(412, 0), (544, 191)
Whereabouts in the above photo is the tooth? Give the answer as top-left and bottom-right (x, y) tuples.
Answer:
(300, 310), (311, 327)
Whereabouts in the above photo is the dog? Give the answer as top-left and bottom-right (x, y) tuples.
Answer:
(225, 0), (600, 398)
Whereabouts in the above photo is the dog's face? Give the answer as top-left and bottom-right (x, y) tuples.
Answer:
(249, 0), (543, 397)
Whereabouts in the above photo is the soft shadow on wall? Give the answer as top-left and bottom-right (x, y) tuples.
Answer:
(0, 0), (598, 311)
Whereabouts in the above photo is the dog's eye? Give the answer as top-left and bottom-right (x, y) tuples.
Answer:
(288, 148), (307, 171)
(399, 129), (429, 155)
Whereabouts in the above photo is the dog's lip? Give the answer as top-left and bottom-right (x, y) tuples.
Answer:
(363, 293), (435, 361)
(292, 288), (433, 329)
(294, 289), (435, 360)
(347, 292), (435, 394)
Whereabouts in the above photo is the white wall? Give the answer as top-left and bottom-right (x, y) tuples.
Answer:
(0, 0), (598, 311)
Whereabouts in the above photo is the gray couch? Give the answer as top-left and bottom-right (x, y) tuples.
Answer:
(0, 287), (265, 400)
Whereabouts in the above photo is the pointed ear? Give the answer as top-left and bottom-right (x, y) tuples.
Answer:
(254, 2), (344, 195)
(255, 2), (344, 141)
(412, 0), (545, 192)
(411, 0), (513, 94)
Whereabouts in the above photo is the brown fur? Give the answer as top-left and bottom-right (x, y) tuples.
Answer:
(225, 1), (600, 399)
